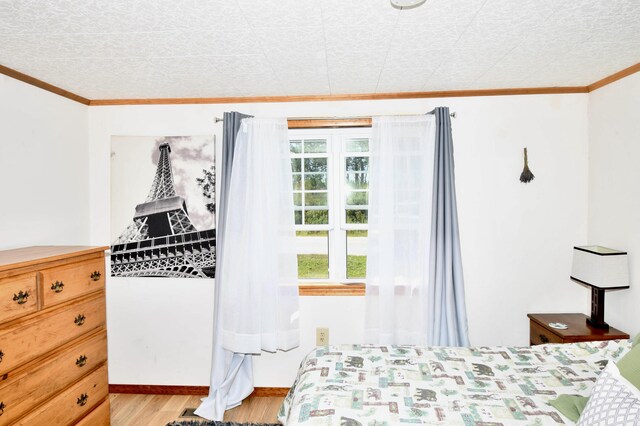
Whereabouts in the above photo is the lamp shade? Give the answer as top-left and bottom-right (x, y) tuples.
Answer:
(571, 246), (629, 289)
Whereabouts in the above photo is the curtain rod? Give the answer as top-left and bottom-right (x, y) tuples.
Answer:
(213, 112), (456, 123)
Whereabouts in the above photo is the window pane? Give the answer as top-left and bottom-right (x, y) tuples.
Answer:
(347, 230), (367, 279)
(290, 140), (302, 154)
(290, 129), (371, 281)
(305, 173), (327, 190)
(304, 139), (327, 153)
(346, 191), (368, 206)
(346, 172), (368, 190)
(345, 156), (368, 172)
(346, 209), (368, 224)
(305, 158), (327, 172)
(305, 209), (329, 225)
(305, 192), (328, 207)
(296, 230), (329, 279)
(292, 174), (302, 190)
(346, 138), (369, 153)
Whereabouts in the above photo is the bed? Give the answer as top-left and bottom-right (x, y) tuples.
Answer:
(278, 339), (632, 425)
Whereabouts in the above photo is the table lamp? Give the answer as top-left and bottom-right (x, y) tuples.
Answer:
(570, 246), (629, 330)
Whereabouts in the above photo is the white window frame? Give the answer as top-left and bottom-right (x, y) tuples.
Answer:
(290, 133), (334, 232)
(340, 134), (370, 232)
(289, 127), (371, 283)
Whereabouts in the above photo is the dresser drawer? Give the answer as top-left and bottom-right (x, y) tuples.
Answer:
(74, 397), (110, 426)
(530, 321), (563, 345)
(12, 364), (108, 426)
(0, 293), (105, 376)
(0, 330), (107, 425)
(41, 258), (105, 308)
(0, 273), (38, 323)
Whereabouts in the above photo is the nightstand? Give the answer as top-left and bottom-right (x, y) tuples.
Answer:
(527, 313), (629, 346)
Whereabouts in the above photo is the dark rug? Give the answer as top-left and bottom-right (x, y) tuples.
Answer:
(167, 422), (280, 426)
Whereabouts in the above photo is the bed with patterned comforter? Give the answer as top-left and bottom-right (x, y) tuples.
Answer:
(278, 340), (632, 425)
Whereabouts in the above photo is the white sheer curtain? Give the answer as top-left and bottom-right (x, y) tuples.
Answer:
(195, 117), (299, 421)
(364, 115), (436, 345)
(221, 117), (300, 353)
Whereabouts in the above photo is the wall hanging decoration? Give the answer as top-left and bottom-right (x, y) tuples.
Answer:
(110, 135), (216, 278)
(519, 147), (535, 183)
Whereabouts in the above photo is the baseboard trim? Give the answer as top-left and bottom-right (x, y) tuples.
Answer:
(108, 384), (290, 397)
(109, 384), (208, 395)
(250, 387), (290, 397)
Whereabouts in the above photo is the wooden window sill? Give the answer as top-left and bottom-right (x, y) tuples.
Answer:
(298, 283), (365, 296)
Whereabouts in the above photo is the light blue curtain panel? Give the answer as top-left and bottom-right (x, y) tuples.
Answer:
(427, 107), (470, 347)
(196, 111), (254, 421)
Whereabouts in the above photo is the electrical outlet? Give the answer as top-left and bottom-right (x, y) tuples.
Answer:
(316, 327), (329, 346)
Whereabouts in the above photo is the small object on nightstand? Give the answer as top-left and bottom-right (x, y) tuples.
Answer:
(549, 322), (568, 330)
(528, 313), (629, 346)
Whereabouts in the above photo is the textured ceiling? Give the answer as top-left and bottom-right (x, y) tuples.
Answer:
(0, 0), (639, 100)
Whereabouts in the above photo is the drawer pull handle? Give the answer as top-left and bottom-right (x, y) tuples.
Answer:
(74, 314), (86, 326)
(76, 355), (88, 367)
(90, 271), (102, 281)
(539, 334), (549, 344)
(76, 393), (88, 407)
(12, 290), (30, 305)
(0, 350), (4, 363)
(0, 401), (5, 416)
(51, 281), (65, 293)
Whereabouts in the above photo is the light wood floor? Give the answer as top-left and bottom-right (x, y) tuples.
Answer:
(109, 394), (283, 425)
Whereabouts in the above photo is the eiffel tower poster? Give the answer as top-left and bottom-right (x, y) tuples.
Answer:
(110, 135), (216, 278)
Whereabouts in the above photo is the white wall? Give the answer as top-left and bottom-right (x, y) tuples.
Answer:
(588, 72), (640, 339)
(4, 68), (634, 388)
(0, 75), (89, 250)
(88, 94), (590, 386)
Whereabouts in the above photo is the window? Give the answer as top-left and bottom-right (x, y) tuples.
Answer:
(290, 128), (370, 282)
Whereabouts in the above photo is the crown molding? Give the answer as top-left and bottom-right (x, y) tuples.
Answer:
(88, 86), (588, 106)
(0, 64), (90, 105)
(587, 62), (640, 92)
(1, 62), (638, 107)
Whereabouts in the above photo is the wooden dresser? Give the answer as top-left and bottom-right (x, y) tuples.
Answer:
(0, 246), (109, 425)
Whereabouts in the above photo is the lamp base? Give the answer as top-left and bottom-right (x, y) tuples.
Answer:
(586, 316), (610, 330)
(588, 287), (609, 330)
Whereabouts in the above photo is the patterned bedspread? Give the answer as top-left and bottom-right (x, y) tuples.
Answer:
(278, 340), (632, 425)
